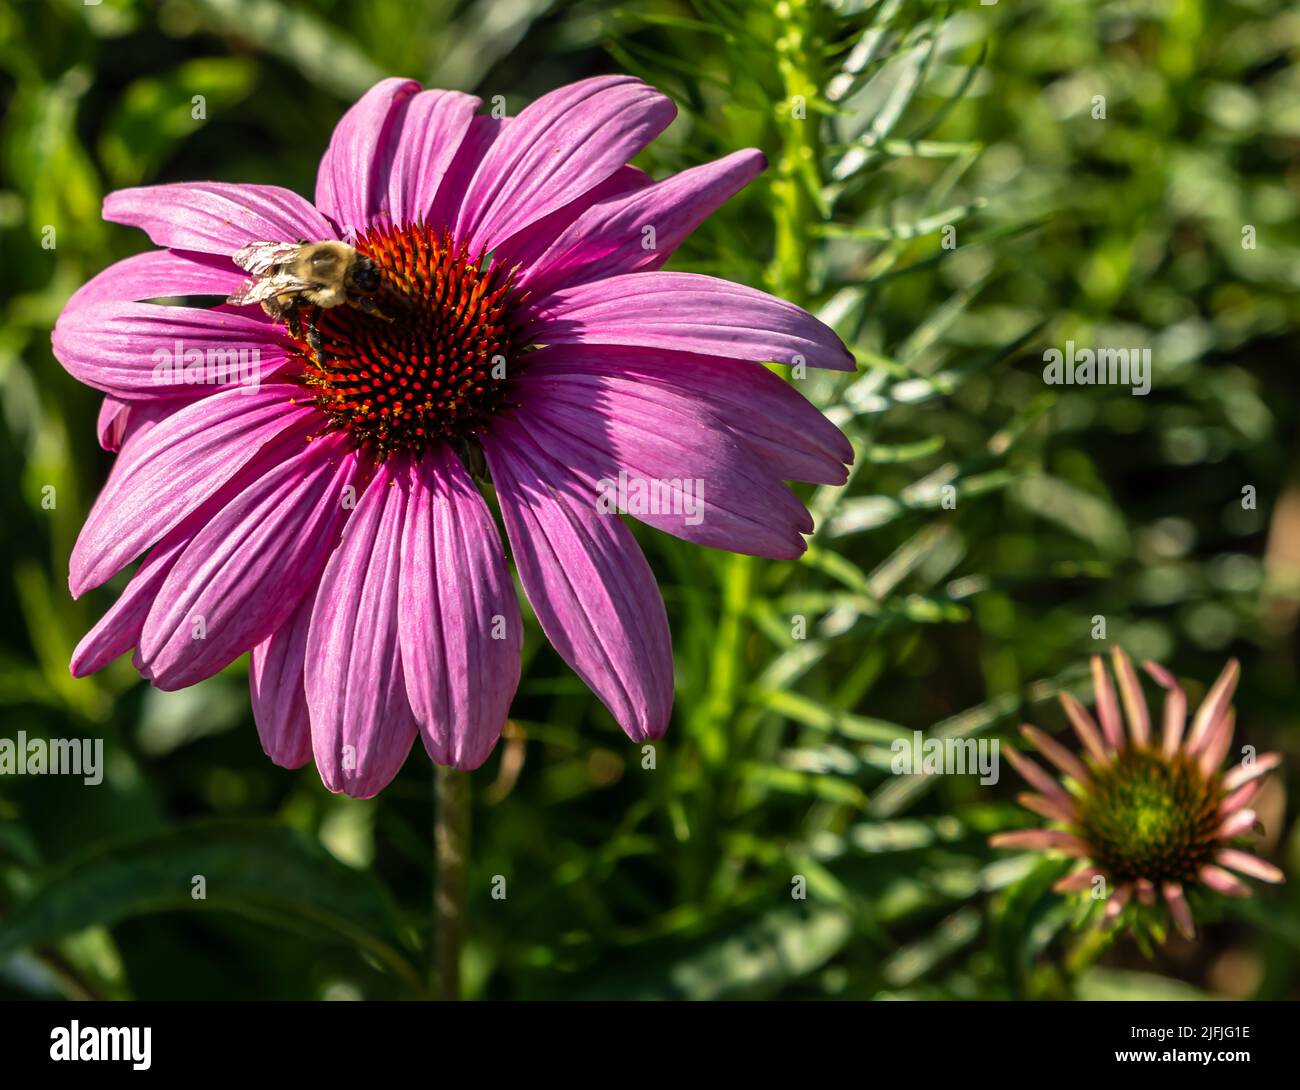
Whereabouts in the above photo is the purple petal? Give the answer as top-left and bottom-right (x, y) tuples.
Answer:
(1198, 708), (1236, 779)
(314, 77), (421, 232)
(1220, 778), (1264, 817)
(513, 369), (814, 559)
(1199, 864), (1251, 897)
(1017, 791), (1077, 824)
(96, 396), (184, 452)
(456, 76), (676, 254)
(1163, 882), (1196, 939)
(1216, 849), (1283, 884)
(103, 182), (337, 255)
(64, 250), (247, 316)
(70, 384), (316, 596)
(1218, 808), (1257, 839)
(526, 345), (852, 485)
(1111, 647), (1150, 746)
(482, 419), (673, 742)
(522, 149), (766, 295)
(398, 448), (521, 769)
(427, 115), (504, 232)
(1090, 655), (1125, 751)
(1003, 747), (1072, 806)
(1143, 659), (1188, 757)
(492, 166), (651, 274)
(525, 270), (856, 371)
(1223, 752), (1282, 792)
(1054, 867), (1102, 893)
(989, 829), (1089, 857)
(70, 533), (189, 678)
(1019, 724), (1091, 786)
(1187, 658), (1240, 753)
(249, 587), (317, 770)
(53, 301), (290, 399)
(305, 462), (419, 798)
(138, 432), (360, 690)
(1058, 692), (1111, 766)
(385, 90), (481, 228)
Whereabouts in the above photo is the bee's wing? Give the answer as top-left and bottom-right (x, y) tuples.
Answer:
(226, 273), (315, 307)
(231, 241), (303, 275)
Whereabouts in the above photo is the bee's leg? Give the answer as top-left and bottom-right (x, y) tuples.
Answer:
(351, 295), (394, 323)
(304, 309), (325, 361)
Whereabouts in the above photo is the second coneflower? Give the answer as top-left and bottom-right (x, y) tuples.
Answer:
(992, 649), (1283, 941)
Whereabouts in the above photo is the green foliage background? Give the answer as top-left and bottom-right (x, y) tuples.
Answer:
(1, 0), (1298, 999)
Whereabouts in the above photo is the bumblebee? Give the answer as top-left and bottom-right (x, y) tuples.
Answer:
(226, 240), (390, 350)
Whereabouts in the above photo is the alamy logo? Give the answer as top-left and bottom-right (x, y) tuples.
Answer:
(1042, 341), (1151, 395)
(596, 470), (705, 526)
(890, 731), (1000, 785)
(50, 1022), (151, 1070)
(151, 340), (262, 392)
(0, 731), (103, 785)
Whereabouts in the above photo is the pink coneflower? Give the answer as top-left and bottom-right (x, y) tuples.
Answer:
(53, 77), (853, 797)
(991, 649), (1283, 941)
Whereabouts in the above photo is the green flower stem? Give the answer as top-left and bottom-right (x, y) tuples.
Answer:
(768, 0), (824, 306)
(433, 766), (470, 1000)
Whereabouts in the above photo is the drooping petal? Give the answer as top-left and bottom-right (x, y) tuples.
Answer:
(1220, 778), (1264, 817)
(1218, 808), (1257, 839)
(305, 463), (419, 798)
(989, 829), (1089, 857)
(1090, 654), (1125, 751)
(1019, 724), (1091, 786)
(1053, 867), (1103, 893)
(53, 301), (290, 399)
(70, 532), (190, 677)
(1143, 660), (1187, 757)
(513, 374), (813, 559)
(103, 182), (337, 255)
(1135, 878), (1156, 906)
(314, 77), (421, 232)
(521, 149), (767, 295)
(1110, 647), (1150, 746)
(249, 586), (316, 770)
(1186, 658), (1240, 753)
(524, 346), (853, 485)
(70, 384), (316, 596)
(1199, 864), (1251, 897)
(138, 431), (360, 690)
(1216, 849), (1283, 884)
(1002, 747), (1073, 807)
(456, 75), (676, 254)
(1016, 791), (1076, 824)
(1163, 882), (1196, 939)
(525, 270), (855, 372)
(398, 447), (522, 770)
(1105, 883), (1132, 920)
(483, 419), (673, 742)
(1223, 752), (1282, 792)
(385, 90), (481, 228)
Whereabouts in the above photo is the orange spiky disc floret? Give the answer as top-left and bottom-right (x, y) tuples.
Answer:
(294, 223), (521, 457)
